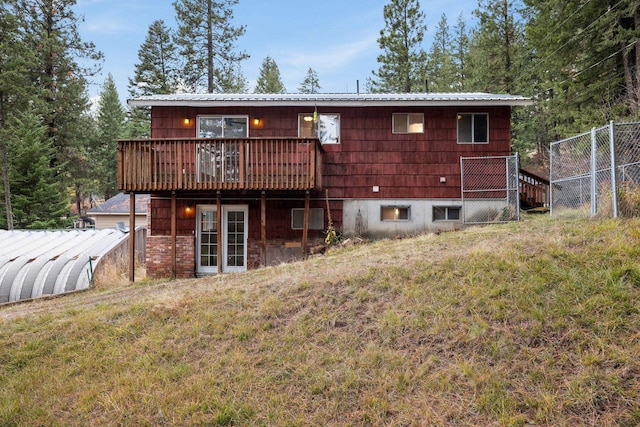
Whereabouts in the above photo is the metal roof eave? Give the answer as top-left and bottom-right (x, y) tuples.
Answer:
(127, 93), (534, 108)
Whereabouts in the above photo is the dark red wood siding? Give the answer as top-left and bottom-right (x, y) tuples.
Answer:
(151, 105), (512, 200)
(147, 194), (332, 241)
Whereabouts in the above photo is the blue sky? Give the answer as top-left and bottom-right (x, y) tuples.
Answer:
(75, 0), (477, 105)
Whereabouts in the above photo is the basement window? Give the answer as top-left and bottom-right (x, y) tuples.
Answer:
(393, 113), (424, 134)
(433, 206), (461, 221)
(291, 208), (324, 230)
(381, 206), (410, 221)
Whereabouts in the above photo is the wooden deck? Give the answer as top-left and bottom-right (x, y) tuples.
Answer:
(519, 169), (550, 208)
(118, 137), (323, 192)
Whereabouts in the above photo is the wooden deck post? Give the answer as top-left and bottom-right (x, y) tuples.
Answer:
(129, 192), (135, 282)
(171, 191), (176, 279)
(261, 191), (266, 266)
(302, 191), (310, 256)
(216, 191), (222, 273)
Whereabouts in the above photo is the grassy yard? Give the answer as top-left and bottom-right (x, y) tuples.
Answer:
(1, 216), (639, 426)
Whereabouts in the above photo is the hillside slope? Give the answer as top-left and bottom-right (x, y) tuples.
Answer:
(1, 216), (640, 426)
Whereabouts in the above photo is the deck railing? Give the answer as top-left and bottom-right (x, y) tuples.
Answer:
(118, 137), (323, 192)
(519, 169), (550, 208)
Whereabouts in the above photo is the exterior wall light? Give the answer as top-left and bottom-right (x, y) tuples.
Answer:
(183, 117), (191, 125)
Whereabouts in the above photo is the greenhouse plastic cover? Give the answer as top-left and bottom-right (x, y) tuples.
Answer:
(0, 228), (127, 304)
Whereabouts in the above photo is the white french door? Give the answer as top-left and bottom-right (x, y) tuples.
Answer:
(196, 205), (248, 275)
(221, 205), (248, 272)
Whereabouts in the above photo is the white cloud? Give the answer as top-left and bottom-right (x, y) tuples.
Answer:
(277, 36), (377, 73)
(272, 35), (379, 92)
(83, 15), (133, 34)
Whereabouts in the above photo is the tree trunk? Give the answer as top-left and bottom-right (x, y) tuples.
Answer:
(633, 6), (640, 115)
(622, 5), (640, 115)
(622, 46), (636, 114)
(1, 139), (13, 230)
(207, 0), (214, 93)
(502, 0), (512, 94)
(75, 185), (82, 219)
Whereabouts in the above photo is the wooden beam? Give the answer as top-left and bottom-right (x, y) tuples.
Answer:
(261, 191), (266, 266)
(129, 192), (135, 282)
(117, 143), (123, 190)
(216, 191), (222, 273)
(302, 191), (310, 257)
(171, 191), (176, 279)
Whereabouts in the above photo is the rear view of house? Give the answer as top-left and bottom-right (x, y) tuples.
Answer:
(118, 93), (532, 278)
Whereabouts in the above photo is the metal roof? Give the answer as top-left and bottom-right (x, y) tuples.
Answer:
(127, 92), (534, 108)
(87, 193), (149, 214)
(0, 228), (128, 304)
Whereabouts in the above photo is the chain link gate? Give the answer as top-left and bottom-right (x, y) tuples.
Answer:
(550, 121), (640, 218)
(460, 155), (520, 224)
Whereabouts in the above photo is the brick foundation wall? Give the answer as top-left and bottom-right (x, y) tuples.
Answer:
(247, 240), (261, 270)
(147, 234), (324, 278)
(249, 238), (325, 268)
(146, 235), (195, 279)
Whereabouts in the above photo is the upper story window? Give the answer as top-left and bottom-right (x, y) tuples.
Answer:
(298, 113), (340, 144)
(457, 113), (488, 144)
(393, 113), (424, 134)
(197, 115), (248, 138)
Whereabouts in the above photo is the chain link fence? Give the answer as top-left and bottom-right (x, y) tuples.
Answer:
(550, 121), (640, 218)
(461, 155), (520, 224)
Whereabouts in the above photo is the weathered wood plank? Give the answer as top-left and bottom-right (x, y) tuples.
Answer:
(117, 137), (322, 192)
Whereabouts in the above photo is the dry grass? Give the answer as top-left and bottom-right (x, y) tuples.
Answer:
(93, 253), (147, 289)
(1, 216), (640, 426)
(599, 182), (640, 218)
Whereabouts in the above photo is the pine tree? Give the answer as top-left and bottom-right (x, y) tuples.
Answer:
(173, 0), (249, 93)
(68, 112), (98, 219)
(20, 0), (103, 150)
(620, 3), (640, 116)
(7, 109), (69, 229)
(129, 20), (178, 96)
(18, 0), (103, 206)
(0, 0), (33, 229)
(216, 60), (249, 93)
(254, 56), (286, 94)
(467, 0), (526, 94)
(127, 20), (179, 138)
(524, 0), (640, 131)
(94, 74), (126, 200)
(369, 0), (428, 93)
(298, 68), (321, 93)
(466, 0), (533, 157)
(452, 13), (470, 91)
(425, 14), (457, 92)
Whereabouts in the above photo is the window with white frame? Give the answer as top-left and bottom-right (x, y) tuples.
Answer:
(393, 113), (424, 134)
(291, 208), (324, 230)
(197, 115), (248, 138)
(433, 206), (461, 221)
(381, 206), (410, 221)
(457, 113), (488, 144)
(298, 113), (340, 144)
